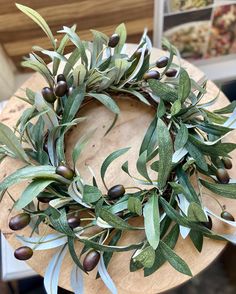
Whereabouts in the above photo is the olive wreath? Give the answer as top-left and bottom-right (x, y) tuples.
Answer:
(1, 4), (236, 294)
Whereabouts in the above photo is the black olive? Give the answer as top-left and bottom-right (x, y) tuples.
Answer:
(55, 165), (75, 180)
(221, 211), (235, 221)
(143, 70), (160, 81)
(37, 192), (56, 203)
(201, 216), (212, 230)
(83, 250), (100, 271)
(107, 184), (125, 200)
(67, 215), (81, 229)
(108, 34), (120, 48)
(156, 56), (169, 68)
(222, 157), (233, 170)
(41, 87), (56, 103)
(54, 81), (68, 97)
(14, 246), (33, 260)
(134, 48), (149, 58)
(216, 168), (230, 184)
(165, 68), (177, 77)
(68, 86), (74, 97)
(57, 74), (66, 83)
(9, 213), (31, 231)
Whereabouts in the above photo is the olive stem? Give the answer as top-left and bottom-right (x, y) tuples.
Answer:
(88, 229), (106, 240)
(80, 218), (95, 221)
(202, 193), (225, 212)
(125, 186), (142, 191)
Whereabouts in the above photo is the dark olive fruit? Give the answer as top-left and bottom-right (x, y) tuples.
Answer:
(14, 246), (33, 260)
(83, 250), (100, 271)
(216, 168), (230, 184)
(57, 74), (66, 83)
(107, 184), (125, 200)
(56, 165), (75, 180)
(9, 213), (31, 231)
(37, 192), (55, 203)
(222, 157), (233, 170)
(143, 70), (160, 81)
(54, 81), (68, 97)
(108, 33), (120, 48)
(156, 56), (169, 68)
(67, 215), (81, 229)
(221, 211), (235, 221)
(201, 216), (213, 230)
(41, 87), (56, 103)
(134, 48), (149, 57)
(68, 86), (74, 97)
(165, 68), (177, 77)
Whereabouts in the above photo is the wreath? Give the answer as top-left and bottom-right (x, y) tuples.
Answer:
(1, 4), (236, 294)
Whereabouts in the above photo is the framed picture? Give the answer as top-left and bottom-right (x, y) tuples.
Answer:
(153, 0), (236, 81)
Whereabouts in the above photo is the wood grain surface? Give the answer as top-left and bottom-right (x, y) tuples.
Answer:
(0, 45), (236, 294)
(0, 0), (153, 71)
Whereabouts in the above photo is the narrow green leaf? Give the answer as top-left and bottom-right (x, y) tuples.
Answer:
(157, 119), (173, 189)
(72, 129), (95, 166)
(144, 224), (179, 276)
(16, 4), (56, 48)
(178, 68), (191, 102)
(136, 151), (152, 183)
(100, 147), (130, 188)
(0, 123), (29, 162)
(214, 101), (236, 114)
(157, 99), (166, 118)
(174, 123), (188, 151)
(88, 93), (120, 114)
(200, 179), (236, 198)
(139, 115), (158, 157)
(128, 197), (142, 216)
(171, 100), (181, 116)
(83, 185), (102, 203)
(132, 246), (155, 268)
(189, 230), (203, 252)
(0, 165), (70, 192)
(61, 86), (85, 124)
(68, 237), (85, 272)
(99, 208), (138, 230)
(187, 202), (208, 222)
(148, 79), (178, 103)
(186, 141), (208, 171)
(79, 237), (143, 253)
(159, 240), (192, 276)
(143, 191), (160, 249)
(63, 48), (80, 77)
(114, 23), (127, 55)
(15, 179), (53, 209)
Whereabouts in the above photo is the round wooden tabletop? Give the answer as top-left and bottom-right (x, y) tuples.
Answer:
(0, 45), (236, 294)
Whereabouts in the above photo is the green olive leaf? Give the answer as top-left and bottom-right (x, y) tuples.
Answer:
(100, 147), (130, 189)
(200, 179), (236, 198)
(157, 119), (173, 189)
(174, 123), (188, 151)
(159, 240), (192, 276)
(0, 123), (29, 162)
(16, 3), (56, 48)
(185, 141), (208, 172)
(132, 245), (155, 268)
(136, 150), (152, 183)
(189, 230), (203, 252)
(83, 185), (102, 203)
(98, 208), (140, 230)
(178, 68), (191, 103)
(88, 93), (120, 114)
(114, 23), (127, 55)
(15, 179), (54, 210)
(148, 79), (178, 103)
(143, 191), (160, 250)
(187, 202), (208, 222)
(128, 197), (142, 216)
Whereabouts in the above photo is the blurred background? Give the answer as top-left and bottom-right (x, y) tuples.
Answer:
(0, 0), (236, 293)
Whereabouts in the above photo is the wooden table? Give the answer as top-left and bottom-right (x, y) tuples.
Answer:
(0, 45), (236, 293)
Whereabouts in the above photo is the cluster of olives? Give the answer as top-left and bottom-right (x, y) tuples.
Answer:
(215, 157), (233, 184)
(143, 56), (177, 81)
(42, 74), (73, 104)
